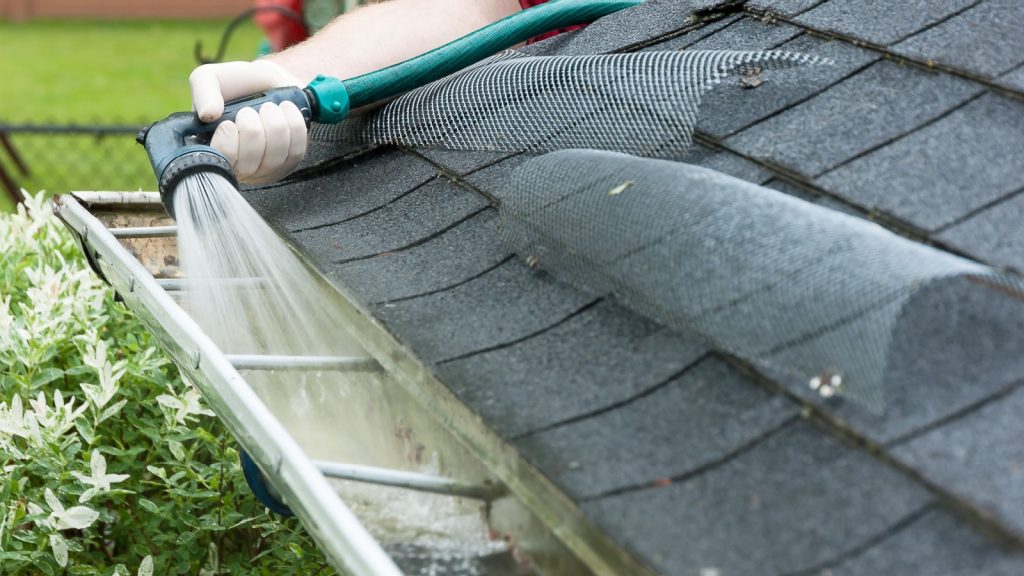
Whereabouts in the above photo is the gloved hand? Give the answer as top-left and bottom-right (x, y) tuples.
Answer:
(189, 60), (308, 184)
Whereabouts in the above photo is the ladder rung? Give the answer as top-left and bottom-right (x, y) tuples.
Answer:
(110, 225), (178, 238)
(314, 460), (506, 501)
(158, 278), (186, 291)
(158, 277), (268, 292)
(227, 354), (380, 372)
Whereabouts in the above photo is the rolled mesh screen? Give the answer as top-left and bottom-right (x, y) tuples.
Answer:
(495, 150), (1024, 413)
(313, 49), (829, 157)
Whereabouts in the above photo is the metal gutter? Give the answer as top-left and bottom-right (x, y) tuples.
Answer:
(53, 193), (404, 576)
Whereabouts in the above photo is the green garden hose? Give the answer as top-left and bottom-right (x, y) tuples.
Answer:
(311, 0), (643, 121)
(343, 0), (642, 109)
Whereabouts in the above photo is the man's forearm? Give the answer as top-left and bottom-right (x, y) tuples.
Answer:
(267, 0), (523, 84)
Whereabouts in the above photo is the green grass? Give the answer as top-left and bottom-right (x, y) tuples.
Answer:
(0, 19), (266, 210)
(0, 19), (265, 122)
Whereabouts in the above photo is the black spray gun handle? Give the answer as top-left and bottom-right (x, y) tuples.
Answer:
(137, 86), (313, 217)
(195, 86), (314, 145)
(137, 86), (312, 173)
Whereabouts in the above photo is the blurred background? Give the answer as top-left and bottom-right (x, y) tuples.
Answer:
(0, 0), (344, 211)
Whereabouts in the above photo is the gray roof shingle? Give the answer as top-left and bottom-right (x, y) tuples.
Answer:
(892, 385), (1024, 536)
(725, 59), (981, 177)
(795, 0), (977, 46)
(829, 508), (1024, 576)
(937, 191), (1024, 272)
(291, 177), (487, 263)
(583, 421), (933, 576)
(375, 259), (594, 362)
(327, 209), (510, 304)
(437, 299), (708, 438)
(892, 0), (1024, 77)
(746, 0), (823, 17)
(513, 357), (796, 499)
(817, 91), (1024, 231)
(680, 143), (776, 183)
(245, 148), (436, 232)
(698, 31), (881, 138)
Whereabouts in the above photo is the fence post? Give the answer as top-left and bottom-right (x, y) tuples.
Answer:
(0, 129), (28, 204)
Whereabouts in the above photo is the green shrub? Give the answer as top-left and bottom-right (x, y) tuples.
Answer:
(0, 193), (334, 575)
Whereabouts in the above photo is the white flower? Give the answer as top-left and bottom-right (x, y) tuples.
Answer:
(82, 339), (108, 371)
(0, 395), (29, 439)
(72, 450), (129, 502)
(0, 295), (13, 344)
(167, 440), (187, 463)
(28, 389), (87, 440)
(24, 410), (44, 446)
(81, 357), (125, 411)
(138, 555), (154, 576)
(38, 488), (99, 531)
(156, 388), (215, 425)
(26, 265), (61, 313)
(50, 533), (69, 568)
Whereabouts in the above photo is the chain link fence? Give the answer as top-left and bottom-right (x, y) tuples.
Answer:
(0, 122), (156, 205)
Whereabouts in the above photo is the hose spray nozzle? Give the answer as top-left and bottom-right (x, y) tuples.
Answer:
(137, 81), (349, 219)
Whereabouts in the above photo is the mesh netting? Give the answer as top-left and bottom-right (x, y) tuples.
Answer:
(308, 47), (1024, 413)
(495, 150), (1024, 413)
(313, 49), (829, 156)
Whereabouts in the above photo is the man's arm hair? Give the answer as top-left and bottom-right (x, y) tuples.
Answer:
(267, 0), (523, 84)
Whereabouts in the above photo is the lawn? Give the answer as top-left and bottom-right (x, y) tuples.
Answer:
(0, 19), (266, 211)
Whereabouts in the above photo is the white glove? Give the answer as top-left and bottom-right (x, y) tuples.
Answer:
(189, 60), (308, 184)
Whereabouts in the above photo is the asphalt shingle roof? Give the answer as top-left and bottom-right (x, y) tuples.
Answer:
(796, 0), (977, 47)
(584, 420), (933, 575)
(818, 90), (1024, 231)
(242, 0), (1024, 573)
(437, 299), (708, 438)
(891, 0), (1024, 76)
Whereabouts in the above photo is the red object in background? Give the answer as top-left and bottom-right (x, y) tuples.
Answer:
(251, 0), (585, 54)
(254, 0), (309, 52)
(519, 0), (587, 43)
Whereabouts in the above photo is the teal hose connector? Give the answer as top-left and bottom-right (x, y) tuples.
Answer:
(306, 74), (351, 123)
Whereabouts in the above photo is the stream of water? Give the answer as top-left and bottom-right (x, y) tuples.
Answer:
(172, 172), (521, 575)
